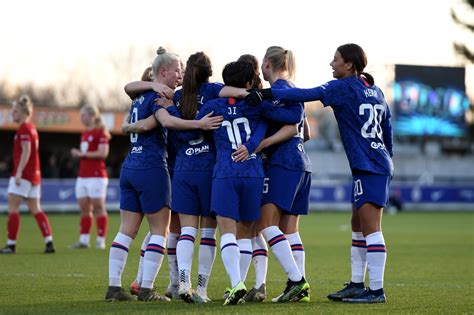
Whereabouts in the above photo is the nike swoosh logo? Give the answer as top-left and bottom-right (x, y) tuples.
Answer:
(59, 189), (74, 200)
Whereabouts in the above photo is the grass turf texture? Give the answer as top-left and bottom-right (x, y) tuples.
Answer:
(0, 212), (472, 314)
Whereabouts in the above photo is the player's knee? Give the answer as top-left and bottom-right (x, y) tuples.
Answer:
(119, 225), (139, 239)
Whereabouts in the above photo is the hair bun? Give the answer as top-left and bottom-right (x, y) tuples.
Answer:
(19, 94), (30, 105)
(156, 46), (167, 55)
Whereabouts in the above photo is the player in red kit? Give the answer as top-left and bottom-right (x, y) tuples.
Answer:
(0, 95), (55, 254)
(69, 104), (111, 250)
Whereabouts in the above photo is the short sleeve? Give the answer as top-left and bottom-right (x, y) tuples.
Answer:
(98, 130), (109, 144)
(18, 126), (32, 142)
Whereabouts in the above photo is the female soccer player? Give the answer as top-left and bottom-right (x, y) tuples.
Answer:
(167, 52), (224, 304)
(0, 95), (55, 254)
(230, 53), (270, 302)
(106, 47), (222, 302)
(245, 46), (312, 303)
(247, 43), (393, 304)
(69, 104), (111, 250)
(234, 50), (312, 303)
(126, 65), (178, 299)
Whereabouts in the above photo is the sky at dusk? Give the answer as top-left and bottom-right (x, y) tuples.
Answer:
(0, 0), (472, 104)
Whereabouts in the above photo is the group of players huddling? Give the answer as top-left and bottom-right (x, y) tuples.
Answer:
(106, 43), (393, 306)
(1, 43), (393, 306)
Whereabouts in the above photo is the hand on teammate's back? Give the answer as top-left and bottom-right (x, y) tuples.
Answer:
(231, 144), (250, 162)
(198, 112), (223, 130)
(245, 88), (273, 106)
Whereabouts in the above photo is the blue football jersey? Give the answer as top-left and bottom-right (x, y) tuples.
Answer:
(122, 91), (168, 170)
(166, 132), (178, 175)
(166, 82), (224, 171)
(263, 79), (312, 172)
(197, 97), (265, 178)
(271, 76), (394, 176)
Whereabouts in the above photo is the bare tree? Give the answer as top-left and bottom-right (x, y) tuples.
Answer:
(451, 0), (474, 62)
(0, 43), (177, 110)
(0, 80), (13, 104)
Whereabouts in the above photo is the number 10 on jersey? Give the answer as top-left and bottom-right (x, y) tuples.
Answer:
(222, 118), (251, 149)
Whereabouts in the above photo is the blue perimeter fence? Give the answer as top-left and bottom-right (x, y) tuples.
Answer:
(0, 179), (473, 212)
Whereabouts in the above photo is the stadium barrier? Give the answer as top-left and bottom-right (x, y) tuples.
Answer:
(310, 182), (474, 211)
(0, 179), (473, 212)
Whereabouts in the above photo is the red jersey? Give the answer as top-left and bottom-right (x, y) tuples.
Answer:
(12, 122), (41, 185)
(78, 128), (109, 178)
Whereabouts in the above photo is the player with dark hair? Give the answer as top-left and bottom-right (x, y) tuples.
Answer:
(166, 51), (233, 303)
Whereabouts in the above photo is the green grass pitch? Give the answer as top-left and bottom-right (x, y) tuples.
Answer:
(0, 212), (472, 314)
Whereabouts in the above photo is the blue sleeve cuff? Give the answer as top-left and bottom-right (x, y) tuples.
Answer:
(243, 141), (256, 154)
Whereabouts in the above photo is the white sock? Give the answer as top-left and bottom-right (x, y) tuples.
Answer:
(177, 226), (197, 288)
(7, 239), (16, 246)
(286, 232), (305, 277)
(108, 232), (132, 287)
(167, 232), (179, 287)
(136, 232), (151, 284)
(177, 227), (197, 273)
(197, 228), (216, 292)
(351, 231), (367, 283)
(44, 235), (53, 243)
(237, 238), (252, 282)
(220, 233), (241, 287)
(252, 234), (268, 288)
(141, 234), (166, 289)
(261, 226), (302, 282)
(96, 236), (105, 246)
(366, 231), (387, 291)
(80, 234), (90, 245)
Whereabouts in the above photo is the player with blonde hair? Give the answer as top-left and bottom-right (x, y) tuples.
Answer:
(69, 104), (111, 250)
(0, 95), (55, 254)
(106, 47), (222, 302)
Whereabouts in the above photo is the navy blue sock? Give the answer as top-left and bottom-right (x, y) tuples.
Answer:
(369, 288), (384, 296)
(350, 281), (365, 288)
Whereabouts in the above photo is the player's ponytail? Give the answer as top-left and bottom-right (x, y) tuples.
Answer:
(181, 52), (212, 120)
(95, 115), (112, 140)
(360, 72), (375, 86)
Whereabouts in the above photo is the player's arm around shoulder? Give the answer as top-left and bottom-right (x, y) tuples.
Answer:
(122, 115), (157, 133)
(156, 102), (223, 131)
